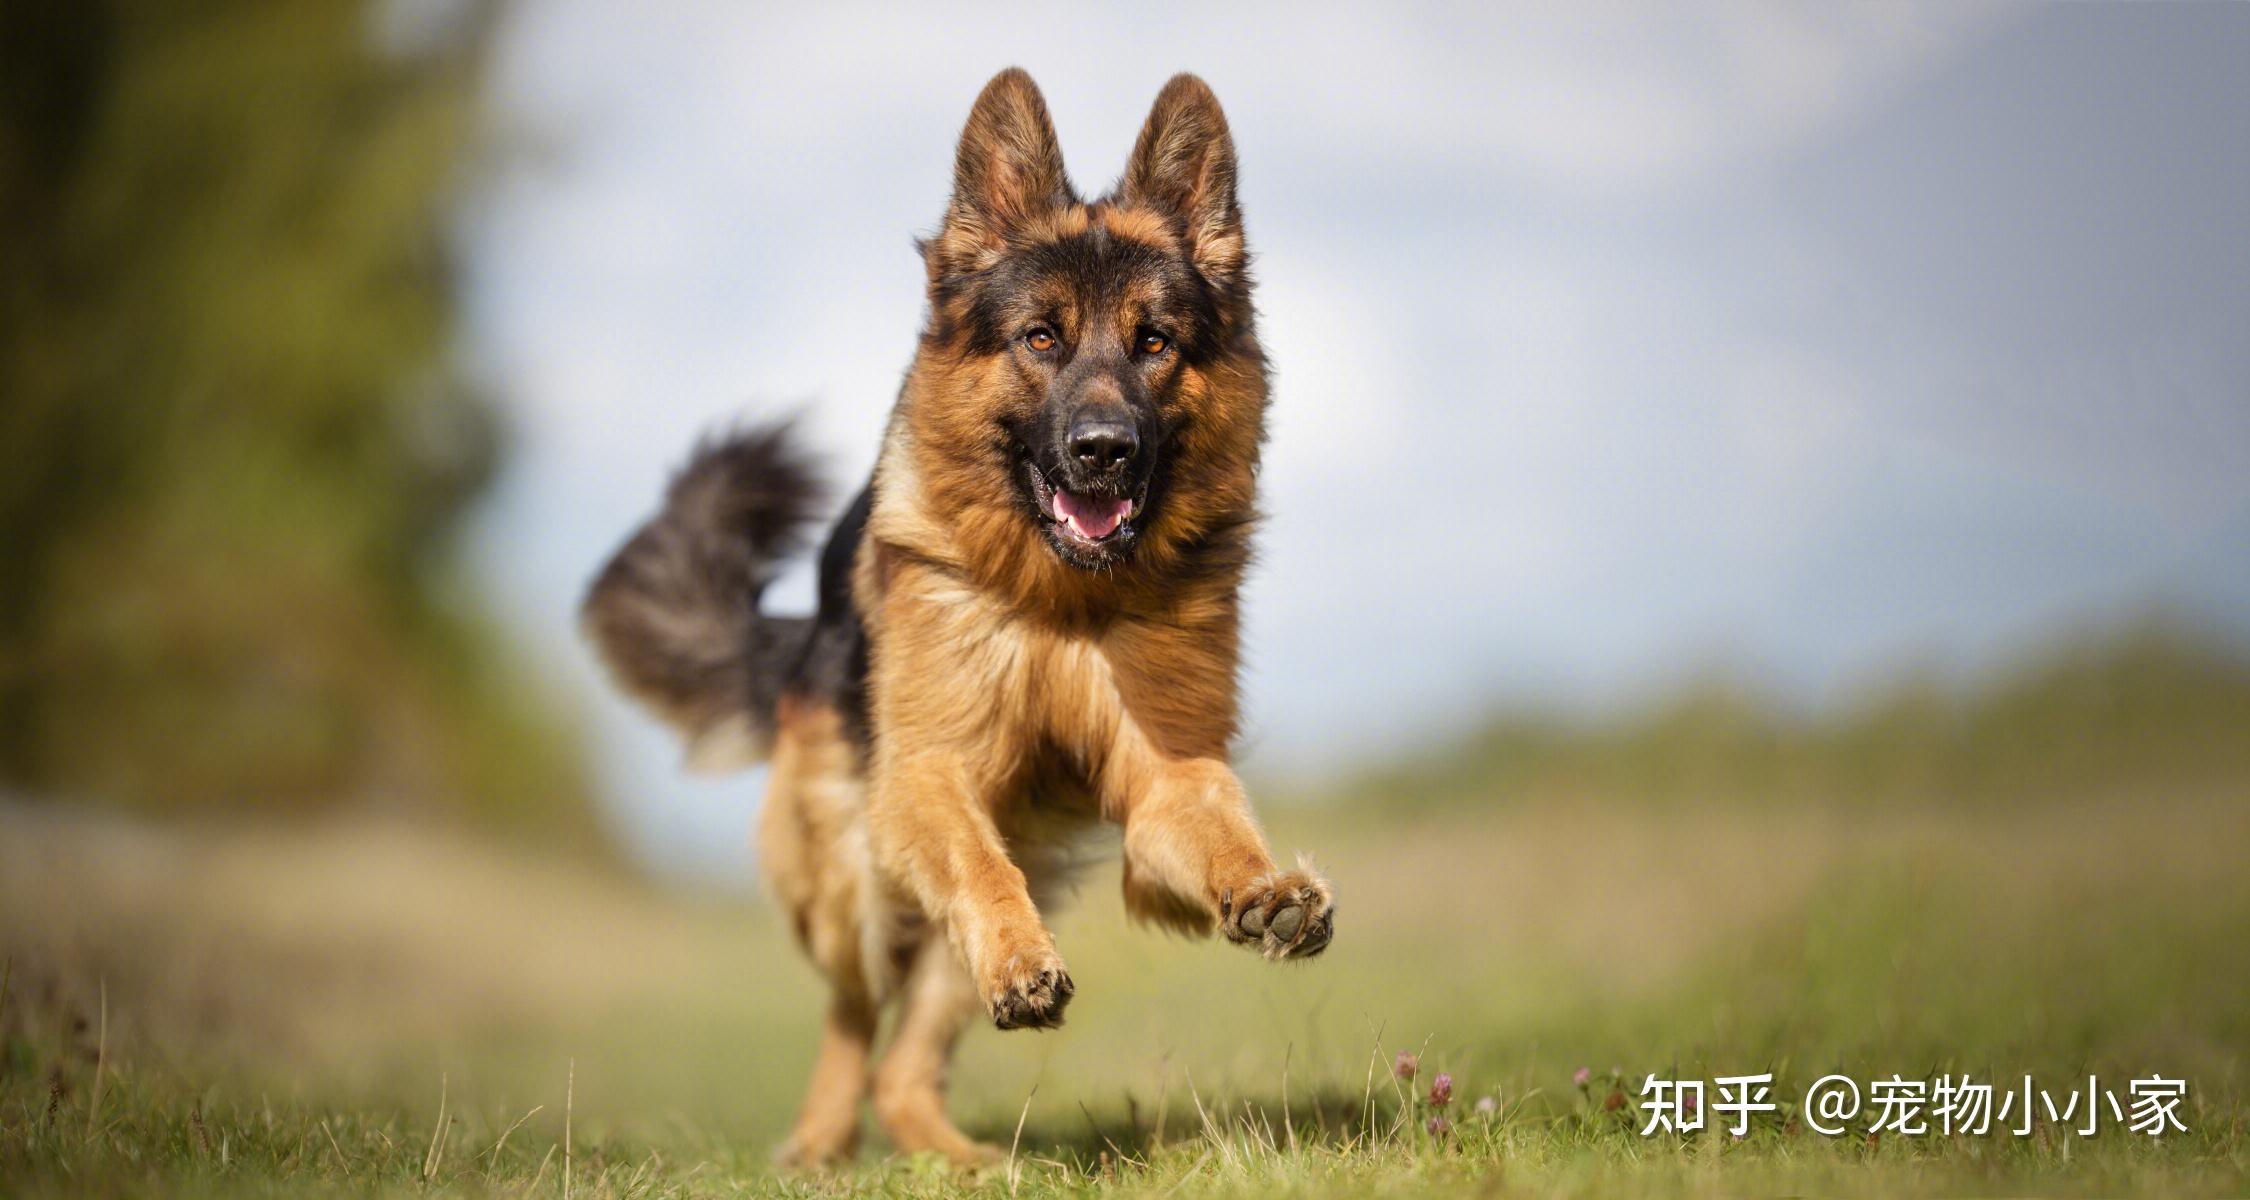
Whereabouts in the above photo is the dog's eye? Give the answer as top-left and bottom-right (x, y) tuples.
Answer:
(1138, 332), (1170, 356)
(1023, 328), (1057, 353)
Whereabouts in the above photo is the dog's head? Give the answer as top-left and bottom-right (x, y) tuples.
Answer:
(909, 70), (1266, 576)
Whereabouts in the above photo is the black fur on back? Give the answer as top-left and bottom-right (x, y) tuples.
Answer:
(801, 483), (875, 746)
(580, 422), (827, 771)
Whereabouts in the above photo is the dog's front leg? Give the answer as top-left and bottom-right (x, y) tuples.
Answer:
(1111, 754), (1335, 960)
(868, 752), (1073, 1029)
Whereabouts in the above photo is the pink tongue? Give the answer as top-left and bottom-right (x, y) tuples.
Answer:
(1053, 490), (1130, 540)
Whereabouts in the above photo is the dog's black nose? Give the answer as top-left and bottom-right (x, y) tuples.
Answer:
(1069, 418), (1139, 469)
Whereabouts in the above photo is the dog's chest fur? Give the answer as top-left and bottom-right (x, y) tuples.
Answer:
(867, 550), (1140, 801)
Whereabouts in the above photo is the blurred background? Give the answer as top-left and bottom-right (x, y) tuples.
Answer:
(2, 1), (2248, 1192)
(8, 0), (2247, 873)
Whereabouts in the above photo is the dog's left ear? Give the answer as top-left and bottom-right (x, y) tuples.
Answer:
(1119, 74), (1245, 290)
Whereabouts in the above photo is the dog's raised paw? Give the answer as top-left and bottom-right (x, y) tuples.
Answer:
(1222, 868), (1335, 960)
(986, 952), (1074, 1030)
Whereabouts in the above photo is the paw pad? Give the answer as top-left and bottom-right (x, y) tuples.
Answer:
(1222, 870), (1335, 960)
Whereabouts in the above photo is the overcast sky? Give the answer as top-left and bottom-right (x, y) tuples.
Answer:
(456, 2), (2250, 877)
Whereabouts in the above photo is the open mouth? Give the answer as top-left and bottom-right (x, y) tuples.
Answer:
(1025, 461), (1145, 548)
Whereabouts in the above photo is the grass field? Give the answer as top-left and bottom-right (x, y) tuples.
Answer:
(4, 769), (2246, 1197)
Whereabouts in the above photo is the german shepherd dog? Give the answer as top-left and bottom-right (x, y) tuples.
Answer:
(582, 69), (1333, 1166)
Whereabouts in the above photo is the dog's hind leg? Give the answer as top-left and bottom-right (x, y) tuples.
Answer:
(873, 936), (998, 1165)
(772, 990), (875, 1167)
(762, 697), (880, 1167)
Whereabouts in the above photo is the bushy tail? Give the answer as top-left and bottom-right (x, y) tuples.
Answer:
(580, 422), (823, 773)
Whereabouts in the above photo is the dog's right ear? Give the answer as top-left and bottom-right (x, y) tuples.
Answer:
(926, 68), (1074, 285)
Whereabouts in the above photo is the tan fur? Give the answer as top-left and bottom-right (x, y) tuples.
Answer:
(1095, 202), (1177, 250)
(762, 696), (1000, 1165)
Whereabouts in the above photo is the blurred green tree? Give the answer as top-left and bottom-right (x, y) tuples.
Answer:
(0, 0), (603, 849)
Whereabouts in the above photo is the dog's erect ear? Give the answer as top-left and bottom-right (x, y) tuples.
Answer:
(1119, 74), (1245, 288)
(929, 68), (1074, 282)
